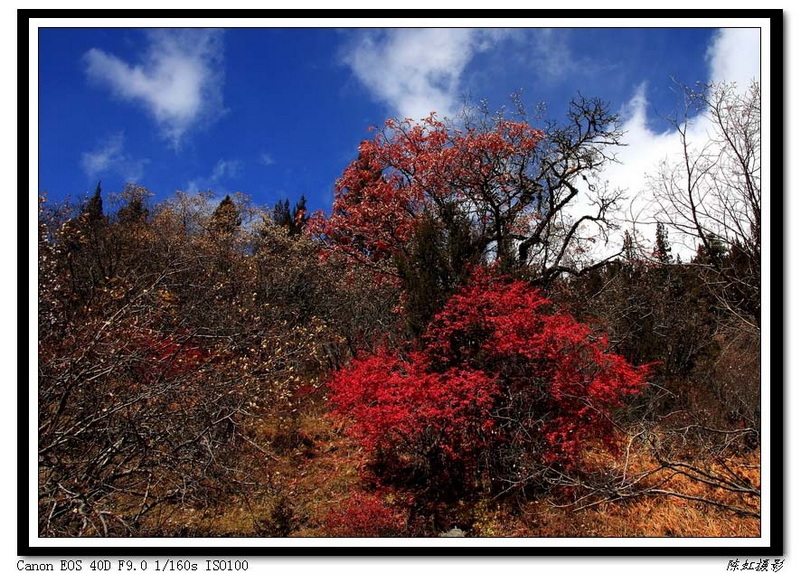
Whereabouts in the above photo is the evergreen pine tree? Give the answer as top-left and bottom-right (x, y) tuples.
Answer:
(395, 203), (482, 338)
(291, 195), (308, 236)
(211, 195), (242, 234)
(622, 230), (636, 262)
(694, 233), (727, 268)
(272, 199), (291, 228)
(654, 222), (673, 264)
(83, 181), (104, 225)
(272, 196), (308, 237)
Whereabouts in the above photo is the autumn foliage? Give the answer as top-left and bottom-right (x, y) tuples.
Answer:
(323, 491), (408, 537)
(36, 189), (393, 536)
(36, 86), (760, 537)
(328, 270), (650, 496)
(310, 114), (546, 269)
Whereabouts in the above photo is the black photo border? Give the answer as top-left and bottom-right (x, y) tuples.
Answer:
(18, 8), (785, 558)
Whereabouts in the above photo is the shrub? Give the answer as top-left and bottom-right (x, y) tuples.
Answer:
(328, 270), (650, 497)
(323, 491), (408, 537)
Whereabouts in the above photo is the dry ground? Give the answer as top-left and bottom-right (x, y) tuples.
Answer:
(141, 390), (760, 539)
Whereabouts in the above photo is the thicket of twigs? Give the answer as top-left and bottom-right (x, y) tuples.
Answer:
(37, 83), (761, 537)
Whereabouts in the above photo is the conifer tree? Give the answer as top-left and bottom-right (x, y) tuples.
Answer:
(654, 222), (673, 264)
(272, 199), (291, 228)
(272, 195), (308, 237)
(211, 194), (242, 234)
(83, 181), (105, 225)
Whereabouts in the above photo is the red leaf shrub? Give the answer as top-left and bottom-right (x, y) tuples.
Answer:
(329, 348), (498, 473)
(323, 491), (408, 537)
(328, 270), (649, 494)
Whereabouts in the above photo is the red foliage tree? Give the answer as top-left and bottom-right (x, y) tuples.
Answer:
(310, 114), (546, 271)
(311, 98), (624, 282)
(328, 270), (649, 496)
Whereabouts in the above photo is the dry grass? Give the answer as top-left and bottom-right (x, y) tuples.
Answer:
(137, 393), (367, 537)
(469, 435), (760, 538)
(133, 395), (760, 539)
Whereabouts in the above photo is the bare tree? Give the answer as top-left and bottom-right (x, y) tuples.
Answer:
(517, 95), (628, 283)
(650, 80), (761, 329)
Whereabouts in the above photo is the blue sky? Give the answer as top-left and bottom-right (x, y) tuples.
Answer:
(37, 25), (759, 218)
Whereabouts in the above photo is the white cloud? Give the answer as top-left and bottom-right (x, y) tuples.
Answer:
(187, 159), (243, 193)
(343, 29), (512, 121)
(211, 159), (243, 180)
(81, 132), (148, 183)
(84, 29), (226, 148)
(530, 28), (576, 82)
(707, 28), (761, 88)
(593, 28), (761, 261)
(260, 152), (276, 166)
